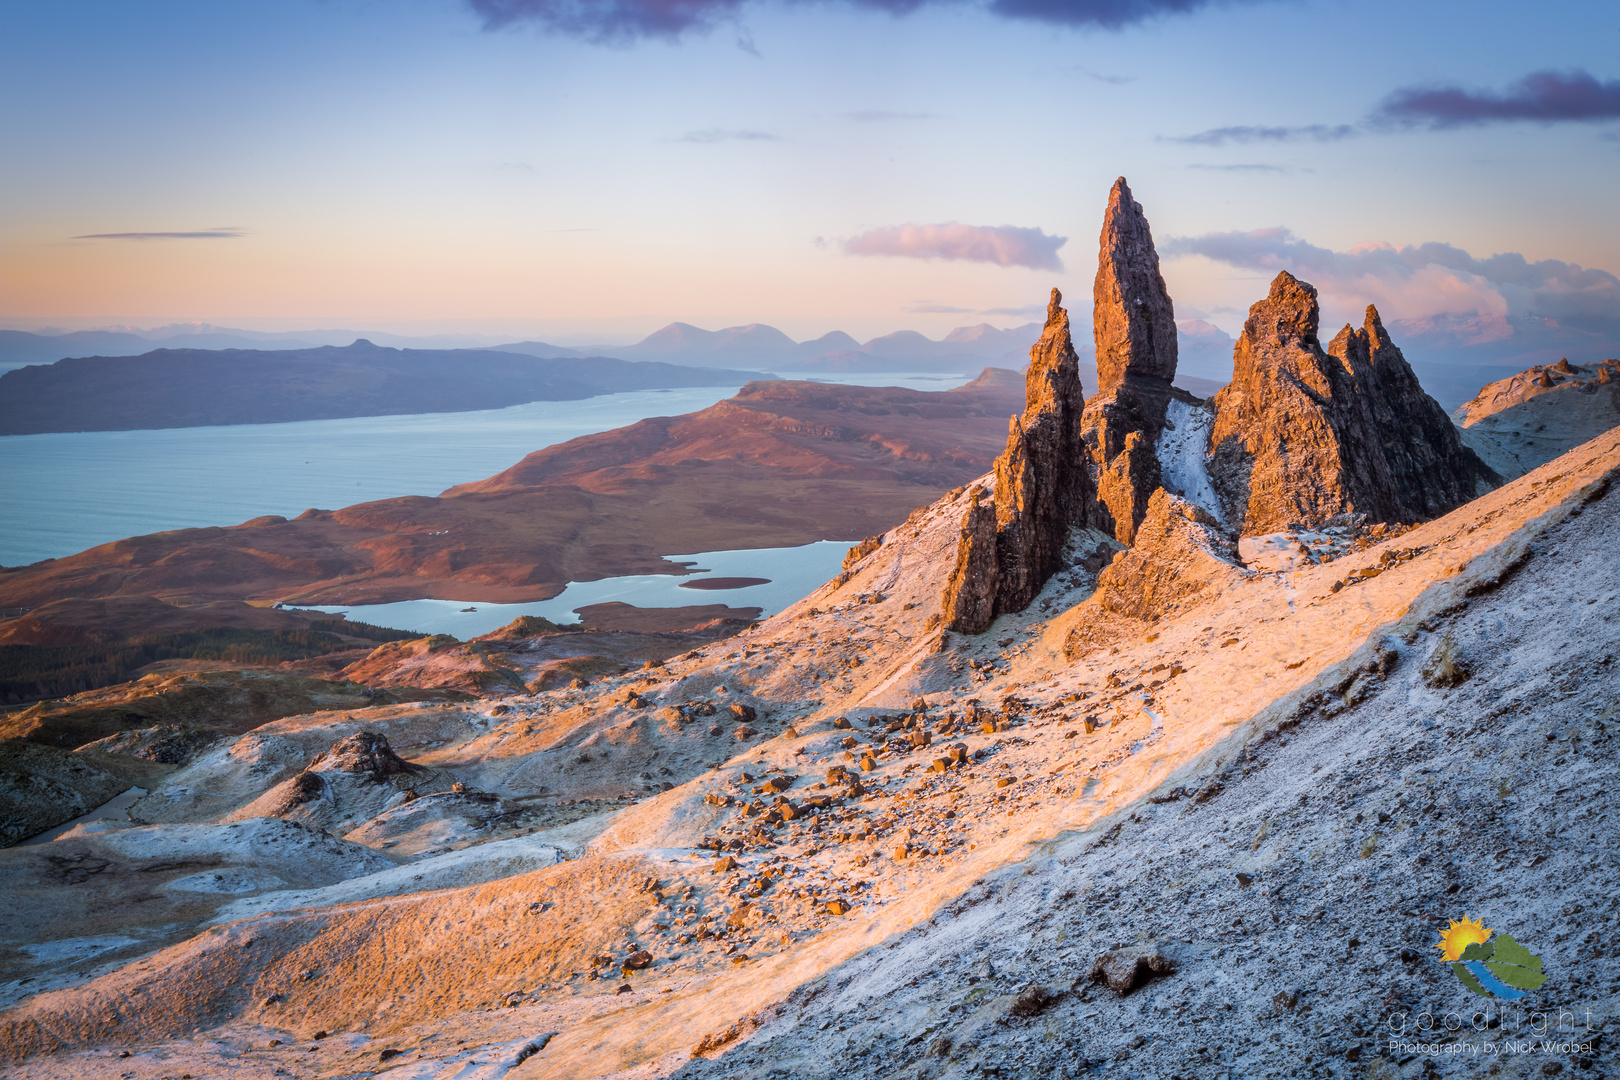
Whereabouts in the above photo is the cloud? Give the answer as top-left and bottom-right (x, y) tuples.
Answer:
(1163, 227), (1620, 339)
(71, 229), (244, 241)
(467, 0), (1250, 43)
(979, 304), (1046, 316)
(1162, 123), (1357, 146)
(845, 223), (1066, 271)
(905, 302), (974, 314)
(1187, 162), (1294, 173)
(1376, 69), (1620, 129)
(675, 128), (780, 142)
(843, 109), (936, 122)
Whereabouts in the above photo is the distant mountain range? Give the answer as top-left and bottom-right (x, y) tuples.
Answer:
(6, 307), (1599, 412)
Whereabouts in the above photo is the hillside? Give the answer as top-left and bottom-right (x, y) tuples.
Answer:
(1453, 357), (1620, 479)
(0, 342), (767, 435)
(0, 372), (1027, 608)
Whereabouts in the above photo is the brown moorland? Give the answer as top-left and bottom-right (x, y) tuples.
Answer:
(0, 372), (1026, 610)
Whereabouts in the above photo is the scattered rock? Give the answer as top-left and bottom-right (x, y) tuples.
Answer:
(1009, 984), (1057, 1017)
(1089, 946), (1175, 995)
(1421, 634), (1471, 688)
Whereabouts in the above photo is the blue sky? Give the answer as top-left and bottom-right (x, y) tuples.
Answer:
(1, 0), (1616, 345)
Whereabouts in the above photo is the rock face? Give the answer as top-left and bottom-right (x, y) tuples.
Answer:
(1080, 177), (1180, 545)
(1089, 490), (1246, 623)
(1208, 273), (1498, 535)
(942, 290), (1092, 633)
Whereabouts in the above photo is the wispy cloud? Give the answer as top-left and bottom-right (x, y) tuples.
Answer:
(1162, 123), (1357, 146)
(1187, 162), (1295, 173)
(846, 222), (1067, 271)
(71, 228), (244, 241)
(979, 304), (1046, 317)
(1085, 70), (1134, 84)
(467, 0), (1256, 43)
(676, 128), (780, 143)
(1163, 227), (1620, 337)
(843, 109), (936, 122)
(1376, 69), (1620, 128)
(905, 302), (974, 314)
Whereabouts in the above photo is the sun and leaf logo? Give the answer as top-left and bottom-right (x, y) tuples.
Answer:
(1436, 915), (1547, 1000)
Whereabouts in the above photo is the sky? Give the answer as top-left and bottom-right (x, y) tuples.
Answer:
(1, 0), (1616, 347)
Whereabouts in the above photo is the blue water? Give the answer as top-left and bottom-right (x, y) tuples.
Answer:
(0, 371), (975, 568)
(310, 540), (856, 637)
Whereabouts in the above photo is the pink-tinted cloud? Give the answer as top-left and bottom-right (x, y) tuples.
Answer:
(1163, 228), (1620, 338)
(845, 223), (1066, 271)
(1378, 70), (1620, 128)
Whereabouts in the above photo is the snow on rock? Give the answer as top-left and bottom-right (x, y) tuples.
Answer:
(1155, 396), (1221, 521)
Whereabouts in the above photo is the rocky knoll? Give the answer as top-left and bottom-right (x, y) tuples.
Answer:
(941, 291), (1093, 633)
(1080, 177), (1180, 545)
(1209, 272), (1498, 534)
(1453, 356), (1620, 479)
(0, 669), (466, 755)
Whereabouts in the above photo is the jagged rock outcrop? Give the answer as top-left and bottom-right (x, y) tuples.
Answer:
(1208, 272), (1499, 535)
(942, 290), (1092, 634)
(1080, 177), (1179, 545)
(1088, 489), (1246, 623)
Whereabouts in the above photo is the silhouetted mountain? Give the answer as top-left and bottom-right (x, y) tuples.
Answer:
(0, 342), (770, 435)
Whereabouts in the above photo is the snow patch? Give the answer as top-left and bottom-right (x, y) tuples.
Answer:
(1156, 398), (1222, 522)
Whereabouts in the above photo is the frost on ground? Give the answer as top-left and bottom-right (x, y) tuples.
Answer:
(0, 431), (1616, 1080)
(1155, 397), (1222, 523)
(676, 469), (1620, 1079)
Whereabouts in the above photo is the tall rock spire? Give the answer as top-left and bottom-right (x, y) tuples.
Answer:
(1093, 177), (1178, 391)
(1080, 177), (1179, 545)
(941, 288), (1093, 634)
(1208, 273), (1499, 534)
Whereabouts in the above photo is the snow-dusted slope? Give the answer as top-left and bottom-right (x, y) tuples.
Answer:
(3, 429), (1617, 1080)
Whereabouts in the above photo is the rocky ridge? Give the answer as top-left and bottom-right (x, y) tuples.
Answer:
(1453, 357), (1620, 480)
(942, 290), (1093, 634)
(1209, 273), (1499, 535)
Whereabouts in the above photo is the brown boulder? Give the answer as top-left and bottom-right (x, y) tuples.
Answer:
(1090, 945), (1174, 995)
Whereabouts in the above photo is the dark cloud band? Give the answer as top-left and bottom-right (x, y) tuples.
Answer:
(467, 0), (1238, 42)
(1377, 70), (1620, 128)
(72, 230), (244, 241)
